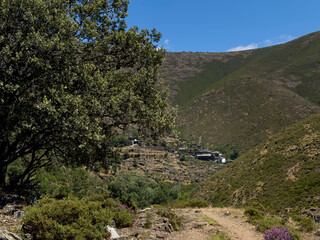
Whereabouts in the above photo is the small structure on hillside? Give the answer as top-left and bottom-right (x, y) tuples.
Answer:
(212, 151), (221, 158)
(196, 150), (214, 160)
(218, 157), (226, 163)
(129, 138), (139, 146)
(178, 147), (188, 153)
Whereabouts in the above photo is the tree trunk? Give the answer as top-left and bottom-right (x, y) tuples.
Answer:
(0, 163), (8, 190)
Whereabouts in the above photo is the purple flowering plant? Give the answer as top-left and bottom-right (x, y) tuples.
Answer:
(118, 204), (135, 214)
(264, 227), (292, 240)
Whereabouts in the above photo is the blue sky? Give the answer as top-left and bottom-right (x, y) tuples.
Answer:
(126, 0), (320, 52)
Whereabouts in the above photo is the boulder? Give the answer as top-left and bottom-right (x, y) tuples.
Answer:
(0, 230), (22, 240)
(106, 225), (120, 239)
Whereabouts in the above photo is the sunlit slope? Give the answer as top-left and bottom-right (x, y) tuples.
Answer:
(199, 113), (320, 212)
(161, 31), (320, 152)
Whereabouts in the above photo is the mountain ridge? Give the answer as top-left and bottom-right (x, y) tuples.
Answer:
(160, 31), (320, 153)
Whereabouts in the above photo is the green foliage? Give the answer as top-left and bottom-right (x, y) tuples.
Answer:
(200, 113), (320, 213)
(36, 166), (107, 199)
(293, 216), (316, 232)
(171, 198), (209, 208)
(211, 231), (231, 240)
(256, 217), (280, 232)
(286, 226), (301, 240)
(108, 171), (200, 208)
(244, 207), (265, 223)
(113, 208), (135, 228)
(22, 197), (113, 240)
(123, 151), (130, 160)
(23, 195), (135, 240)
(243, 207), (301, 239)
(157, 208), (183, 231)
(144, 212), (153, 229)
(0, 0), (174, 189)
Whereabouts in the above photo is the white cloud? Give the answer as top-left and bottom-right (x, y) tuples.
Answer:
(262, 34), (295, 47)
(276, 34), (294, 44)
(264, 39), (272, 45)
(164, 39), (170, 45)
(227, 43), (258, 52)
(279, 34), (294, 41)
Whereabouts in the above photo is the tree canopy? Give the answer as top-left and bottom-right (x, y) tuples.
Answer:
(0, 0), (174, 190)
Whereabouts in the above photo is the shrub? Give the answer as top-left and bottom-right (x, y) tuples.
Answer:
(187, 199), (209, 208)
(264, 227), (292, 240)
(123, 151), (130, 159)
(22, 196), (135, 240)
(157, 208), (183, 231)
(244, 207), (265, 223)
(211, 231), (231, 240)
(113, 208), (134, 228)
(297, 216), (316, 232)
(36, 166), (108, 199)
(256, 217), (279, 232)
(144, 212), (153, 229)
(172, 198), (209, 208)
(113, 205), (135, 228)
(22, 197), (113, 240)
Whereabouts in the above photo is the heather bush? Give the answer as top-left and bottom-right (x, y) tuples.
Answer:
(264, 227), (292, 240)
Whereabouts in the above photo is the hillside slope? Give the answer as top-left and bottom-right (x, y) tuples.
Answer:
(198, 113), (320, 212)
(161, 31), (320, 153)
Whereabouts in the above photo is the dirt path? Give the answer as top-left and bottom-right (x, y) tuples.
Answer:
(201, 208), (264, 240)
(118, 207), (265, 240)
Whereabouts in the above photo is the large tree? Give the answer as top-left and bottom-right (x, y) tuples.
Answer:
(0, 0), (174, 190)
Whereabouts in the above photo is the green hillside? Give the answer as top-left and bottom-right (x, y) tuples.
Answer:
(161, 31), (320, 153)
(198, 113), (320, 212)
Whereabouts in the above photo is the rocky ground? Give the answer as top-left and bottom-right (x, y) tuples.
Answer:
(1, 202), (320, 240)
(116, 207), (264, 240)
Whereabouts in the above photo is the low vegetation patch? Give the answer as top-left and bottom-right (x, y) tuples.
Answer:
(291, 215), (317, 232)
(157, 208), (183, 231)
(211, 230), (231, 240)
(200, 215), (219, 226)
(108, 171), (204, 208)
(244, 207), (301, 240)
(22, 196), (135, 240)
(200, 113), (320, 213)
(170, 198), (209, 208)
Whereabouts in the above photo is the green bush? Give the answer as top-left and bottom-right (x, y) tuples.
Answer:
(144, 212), (153, 229)
(244, 207), (265, 223)
(256, 217), (280, 232)
(171, 198), (209, 208)
(157, 208), (183, 231)
(113, 208), (134, 228)
(36, 166), (108, 199)
(297, 216), (316, 232)
(123, 151), (130, 159)
(211, 231), (231, 240)
(22, 197), (113, 240)
(286, 226), (301, 240)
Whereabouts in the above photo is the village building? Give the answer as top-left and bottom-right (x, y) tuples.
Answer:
(196, 150), (214, 160)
